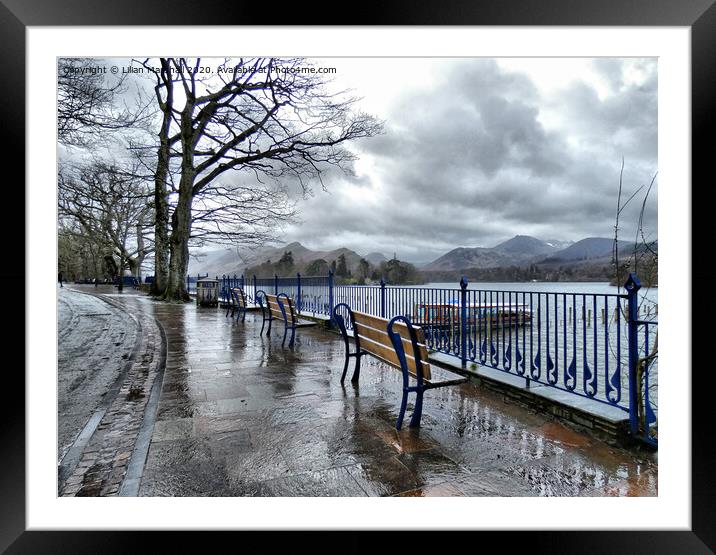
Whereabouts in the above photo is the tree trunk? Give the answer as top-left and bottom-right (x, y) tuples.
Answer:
(163, 96), (195, 303)
(151, 147), (170, 296)
(164, 171), (194, 302)
(117, 255), (125, 292)
(135, 218), (146, 281)
(135, 253), (144, 281)
(151, 62), (173, 297)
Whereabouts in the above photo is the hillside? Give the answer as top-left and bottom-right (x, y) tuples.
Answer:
(539, 237), (627, 263)
(423, 235), (569, 271)
(363, 252), (388, 266)
(188, 242), (389, 277)
(187, 234), (655, 284)
(493, 235), (560, 257)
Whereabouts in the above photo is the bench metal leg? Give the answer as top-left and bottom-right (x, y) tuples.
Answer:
(340, 351), (351, 383)
(266, 316), (272, 337)
(351, 352), (362, 384)
(240, 308), (246, 323)
(409, 388), (425, 428)
(396, 390), (409, 430)
(281, 324), (288, 346)
(288, 326), (296, 348)
(340, 352), (362, 384)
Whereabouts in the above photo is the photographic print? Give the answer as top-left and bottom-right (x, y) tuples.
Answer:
(56, 56), (659, 499)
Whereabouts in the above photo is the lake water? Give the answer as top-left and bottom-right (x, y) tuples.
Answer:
(423, 280), (657, 300)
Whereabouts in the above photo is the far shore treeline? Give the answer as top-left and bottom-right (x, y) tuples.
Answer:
(246, 251), (424, 285)
(238, 245), (657, 286)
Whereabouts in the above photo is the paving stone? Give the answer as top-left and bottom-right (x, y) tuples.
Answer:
(395, 449), (473, 488)
(224, 447), (293, 487)
(345, 458), (421, 497)
(394, 482), (465, 497)
(453, 469), (540, 496)
(249, 466), (368, 497)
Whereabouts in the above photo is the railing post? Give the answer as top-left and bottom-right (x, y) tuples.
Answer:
(240, 274), (244, 289)
(328, 270), (334, 323)
(253, 274), (257, 304)
(460, 276), (468, 368)
(274, 274), (278, 295)
(625, 273), (642, 437)
(297, 272), (302, 313)
(380, 277), (386, 318)
(222, 274), (226, 303)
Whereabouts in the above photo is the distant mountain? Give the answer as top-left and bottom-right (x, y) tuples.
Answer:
(493, 235), (559, 257)
(187, 248), (242, 277)
(189, 242), (369, 277)
(422, 246), (518, 272)
(544, 239), (574, 251)
(421, 235), (652, 275)
(189, 235), (649, 281)
(542, 237), (626, 263)
(363, 252), (388, 266)
(424, 235), (563, 271)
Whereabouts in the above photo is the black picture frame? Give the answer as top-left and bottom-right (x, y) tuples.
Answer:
(3, 0), (710, 552)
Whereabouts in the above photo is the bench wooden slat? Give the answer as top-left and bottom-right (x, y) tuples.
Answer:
(231, 288), (247, 308)
(279, 297), (297, 320)
(355, 334), (431, 379)
(351, 311), (421, 338)
(353, 311), (429, 362)
(352, 316), (432, 380)
(365, 320), (430, 372)
(262, 295), (283, 319)
(353, 321), (432, 380)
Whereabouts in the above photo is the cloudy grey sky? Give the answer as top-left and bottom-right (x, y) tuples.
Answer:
(279, 57), (657, 263)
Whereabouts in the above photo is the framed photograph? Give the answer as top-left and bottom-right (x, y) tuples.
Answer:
(5, 0), (711, 551)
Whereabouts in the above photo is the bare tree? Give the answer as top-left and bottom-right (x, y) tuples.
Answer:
(58, 220), (109, 282)
(612, 160), (658, 442)
(58, 58), (151, 148)
(58, 161), (154, 290)
(141, 57), (383, 301)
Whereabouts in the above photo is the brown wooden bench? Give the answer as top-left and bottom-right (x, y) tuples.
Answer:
(332, 303), (468, 429)
(257, 291), (316, 347)
(225, 287), (248, 322)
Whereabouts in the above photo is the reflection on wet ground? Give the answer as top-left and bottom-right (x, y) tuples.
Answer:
(114, 294), (657, 497)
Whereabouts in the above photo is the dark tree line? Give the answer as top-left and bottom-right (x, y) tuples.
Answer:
(246, 251), (422, 285)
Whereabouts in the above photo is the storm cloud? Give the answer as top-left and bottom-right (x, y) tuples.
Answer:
(280, 58), (658, 263)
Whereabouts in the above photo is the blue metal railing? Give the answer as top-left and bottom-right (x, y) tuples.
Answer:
(191, 270), (657, 445)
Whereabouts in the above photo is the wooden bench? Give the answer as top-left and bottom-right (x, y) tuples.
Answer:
(225, 287), (248, 322)
(257, 290), (316, 347)
(333, 303), (468, 430)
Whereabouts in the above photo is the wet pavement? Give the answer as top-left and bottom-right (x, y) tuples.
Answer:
(57, 288), (138, 463)
(60, 286), (657, 497)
